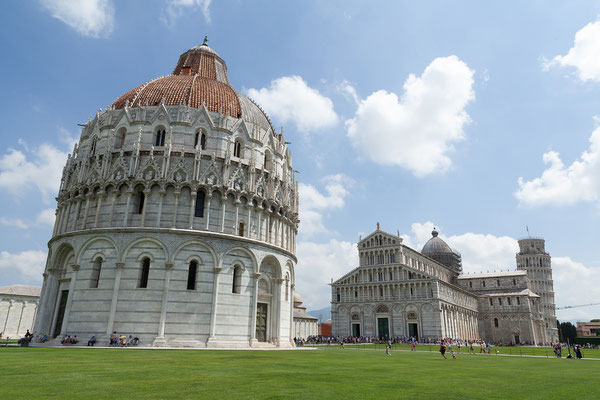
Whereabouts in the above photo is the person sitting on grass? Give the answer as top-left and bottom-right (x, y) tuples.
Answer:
(87, 335), (96, 346)
(133, 337), (139, 346)
(110, 332), (117, 346)
(126, 335), (134, 346)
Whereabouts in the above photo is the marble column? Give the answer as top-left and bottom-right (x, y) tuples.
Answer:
(249, 272), (260, 346)
(106, 262), (125, 336)
(156, 190), (165, 228)
(207, 265), (222, 342)
(154, 262), (173, 347)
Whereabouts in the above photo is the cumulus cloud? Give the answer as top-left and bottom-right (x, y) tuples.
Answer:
(0, 250), (46, 284)
(403, 222), (519, 273)
(36, 209), (56, 226)
(40, 0), (114, 38)
(298, 174), (353, 238)
(0, 143), (68, 202)
(247, 76), (339, 133)
(515, 126), (600, 207)
(553, 256), (600, 322)
(295, 239), (358, 310)
(544, 19), (600, 82)
(346, 56), (475, 177)
(0, 218), (28, 229)
(162, 0), (212, 25)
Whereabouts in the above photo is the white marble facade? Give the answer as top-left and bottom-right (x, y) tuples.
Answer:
(332, 228), (558, 345)
(33, 42), (299, 348)
(0, 286), (40, 339)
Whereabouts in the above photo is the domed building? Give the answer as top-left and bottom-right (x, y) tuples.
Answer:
(292, 292), (318, 340)
(331, 225), (557, 345)
(33, 39), (299, 348)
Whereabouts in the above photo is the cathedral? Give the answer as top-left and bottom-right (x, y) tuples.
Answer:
(32, 40), (299, 348)
(331, 225), (559, 345)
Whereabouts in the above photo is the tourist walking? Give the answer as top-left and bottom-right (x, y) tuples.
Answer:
(440, 341), (447, 359)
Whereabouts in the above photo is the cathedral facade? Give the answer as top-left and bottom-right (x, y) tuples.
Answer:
(33, 41), (299, 348)
(331, 226), (558, 345)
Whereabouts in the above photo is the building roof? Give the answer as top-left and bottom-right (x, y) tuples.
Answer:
(421, 229), (454, 255)
(457, 270), (526, 279)
(482, 289), (539, 297)
(293, 310), (318, 320)
(111, 42), (275, 134)
(0, 285), (41, 297)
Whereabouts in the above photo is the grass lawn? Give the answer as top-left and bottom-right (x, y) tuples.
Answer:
(311, 343), (600, 358)
(1, 347), (598, 399)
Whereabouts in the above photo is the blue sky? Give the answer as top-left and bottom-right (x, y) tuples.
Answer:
(1, 0), (600, 322)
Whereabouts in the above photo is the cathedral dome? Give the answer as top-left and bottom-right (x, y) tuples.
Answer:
(421, 229), (453, 255)
(111, 40), (274, 134)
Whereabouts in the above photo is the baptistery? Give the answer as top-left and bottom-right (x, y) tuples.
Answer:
(33, 40), (299, 347)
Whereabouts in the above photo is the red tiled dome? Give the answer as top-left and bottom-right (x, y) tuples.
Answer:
(112, 42), (273, 133)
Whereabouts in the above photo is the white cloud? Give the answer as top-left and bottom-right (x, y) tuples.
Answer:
(336, 80), (360, 106)
(515, 127), (600, 207)
(553, 257), (600, 322)
(0, 250), (46, 283)
(247, 76), (339, 133)
(40, 0), (114, 38)
(0, 218), (28, 229)
(346, 56), (475, 177)
(298, 174), (353, 238)
(403, 222), (519, 273)
(163, 0), (212, 25)
(295, 239), (358, 310)
(0, 143), (68, 202)
(545, 19), (600, 83)
(36, 209), (56, 226)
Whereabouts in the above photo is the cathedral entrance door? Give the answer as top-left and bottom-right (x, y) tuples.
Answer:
(514, 334), (520, 345)
(352, 323), (361, 337)
(256, 302), (268, 342)
(53, 290), (69, 338)
(408, 323), (419, 340)
(377, 318), (389, 339)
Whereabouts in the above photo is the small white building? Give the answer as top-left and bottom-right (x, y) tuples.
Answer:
(293, 293), (318, 339)
(0, 285), (41, 339)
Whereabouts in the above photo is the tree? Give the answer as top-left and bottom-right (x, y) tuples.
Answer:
(556, 320), (562, 342)
(560, 322), (577, 343)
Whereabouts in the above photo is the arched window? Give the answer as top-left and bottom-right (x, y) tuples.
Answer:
(489, 298), (493, 306)
(90, 257), (102, 288)
(90, 137), (98, 156)
(234, 140), (242, 158)
(513, 278), (517, 286)
(482, 281), (486, 287)
(155, 128), (166, 146)
(194, 131), (200, 148)
(494, 317), (499, 328)
(517, 297), (521, 305)
(232, 266), (242, 294)
(139, 258), (150, 288)
(238, 222), (245, 237)
(379, 287), (383, 297)
(497, 279), (501, 287)
(116, 128), (126, 149)
(264, 150), (272, 171)
(201, 133), (206, 150)
(187, 261), (198, 290)
(469, 281), (473, 288)
(194, 190), (205, 217)
(136, 191), (145, 214)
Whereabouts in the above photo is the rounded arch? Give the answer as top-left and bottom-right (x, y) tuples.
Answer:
(258, 254), (281, 279)
(120, 237), (168, 263)
(170, 239), (218, 267)
(228, 259), (247, 271)
(51, 242), (76, 270)
(223, 246), (258, 271)
(136, 252), (156, 262)
(76, 235), (118, 264)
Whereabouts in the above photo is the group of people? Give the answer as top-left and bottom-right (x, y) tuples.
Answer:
(109, 332), (139, 346)
(61, 334), (79, 344)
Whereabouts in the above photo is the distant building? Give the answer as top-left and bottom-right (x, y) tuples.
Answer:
(293, 292), (318, 339)
(0, 285), (41, 338)
(331, 225), (559, 345)
(576, 321), (600, 337)
(319, 320), (332, 337)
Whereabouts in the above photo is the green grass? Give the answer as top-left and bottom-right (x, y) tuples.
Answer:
(306, 343), (600, 358)
(0, 347), (598, 399)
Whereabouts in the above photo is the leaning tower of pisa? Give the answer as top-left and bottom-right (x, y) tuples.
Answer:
(516, 237), (559, 343)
